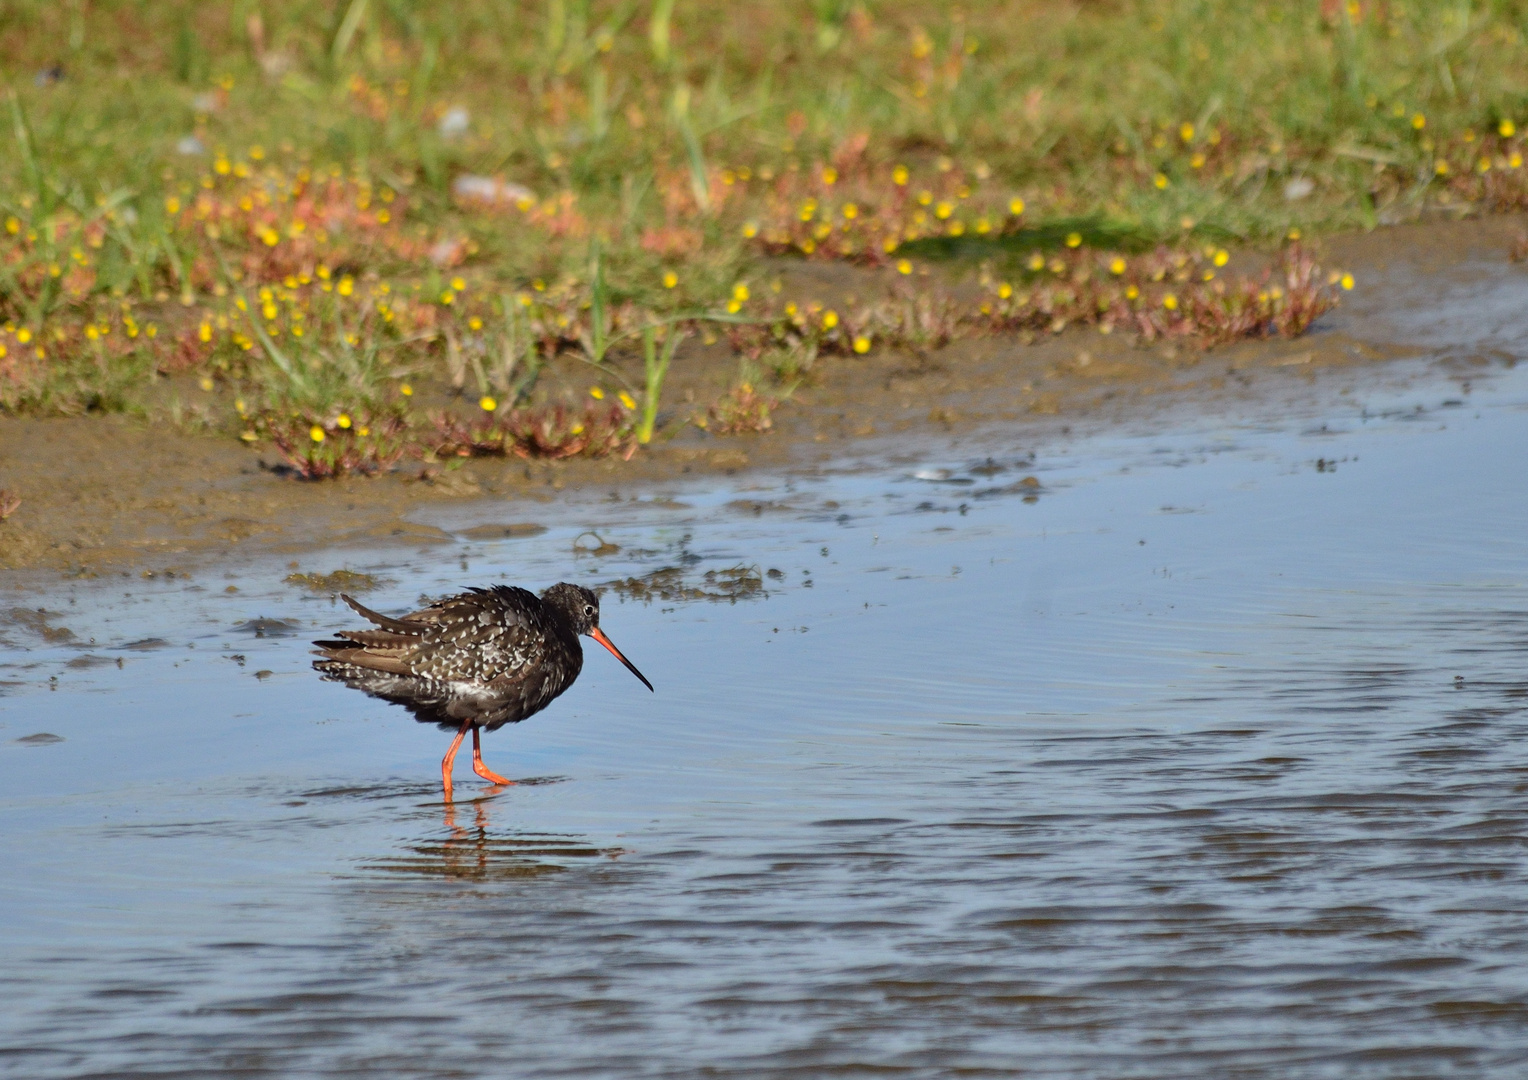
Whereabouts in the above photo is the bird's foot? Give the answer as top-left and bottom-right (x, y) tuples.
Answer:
(472, 760), (515, 786)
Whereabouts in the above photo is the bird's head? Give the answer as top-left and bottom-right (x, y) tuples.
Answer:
(543, 582), (653, 691)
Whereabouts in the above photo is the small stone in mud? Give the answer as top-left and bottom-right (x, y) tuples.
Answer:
(254, 670), (273, 680)
(285, 569), (385, 593)
(235, 618), (299, 638)
(15, 733), (63, 745)
(121, 637), (170, 650)
(459, 523), (549, 541)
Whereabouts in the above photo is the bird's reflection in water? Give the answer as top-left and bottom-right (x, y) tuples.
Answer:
(359, 794), (623, 881)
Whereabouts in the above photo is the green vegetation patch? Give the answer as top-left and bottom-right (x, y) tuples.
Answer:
(0, 1), (1522, 468)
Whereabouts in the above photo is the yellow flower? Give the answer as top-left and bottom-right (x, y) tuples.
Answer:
(618, 391), (637, 410)
(400, 383), (413, 396)
(468, 317), (483, 330)
(733, 283), (750, 302)
(1340, 273), (1355, 291)
(440, 290), (454, 304)
(741, 222), (758, 238)
(726, 300), (741, 314)
(821, 166), (838, 185)
(480, 395), (497, 412)
(146, 324), (158, 338)
(1065, 232), (1081, 248)
(590, 386), (605, 399)
(843, 203), (858, 220)
(1126, 284), (1139, 300)
(1511, 152), (1524, 169)
(892, 164), (909, 185)
(1287, 228), (1302, 240)
(358, 426), (370, 437)
(896, 258), (913, 275)
(1179, 122), (1195, 143)
(1027, 253), (1045, 271)
(16, 328), (31, 344)
(337, 413), (352, 429)
(260, 227), (279, 246)
(800, 238), (816, 254)
(1212, 249), (1229, 267)
(997, 282), (1013, 299)
(198, 322), (212, 342)
(934, 201), (953, 220)
(1190, 153), (1206, 169)
(1154, 173), (1169, 189)
(4, 216), (19, 234)
(310, 425), (326, 443)
(250, 145), (265, 160)
(1163, 294), (1178, 311)
(451, 277), (466, 291)
(1412, 113), (1426, 130)
(337, 277), (354, 296)
(214, 157), (231, 176)
(822, 310), (839, 329)
(165, 197), (180, 215)
(1435, 160), (1450, 176)
(917, 190), (933, 206)
(785, 301), (798, 316)
(261, 302), (278, 320)
(663, 271), (678, 288)
(86, 325), (100, 341)
(1007, 197), (1025, 216)
(1500, 119), (1517, 138)
(853, 335), (871, 354)
(1109, 257), (1126, 275)
(317, 265), (331, 280)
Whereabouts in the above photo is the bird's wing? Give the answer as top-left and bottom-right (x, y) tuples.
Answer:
(340, 593), (430, 633)
(401, 587), (553, 683)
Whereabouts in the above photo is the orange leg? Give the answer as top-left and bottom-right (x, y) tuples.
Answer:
(441, 720), (470, 801)
(471, 726), (514, 786)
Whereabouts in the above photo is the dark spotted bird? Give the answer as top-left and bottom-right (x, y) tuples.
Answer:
(312, 583), (652, 799)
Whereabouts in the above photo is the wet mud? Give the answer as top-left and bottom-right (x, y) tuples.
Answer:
(2, 216), (1522, 575)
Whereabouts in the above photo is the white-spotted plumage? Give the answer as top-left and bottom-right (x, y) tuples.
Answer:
(312, 584), (599, 731)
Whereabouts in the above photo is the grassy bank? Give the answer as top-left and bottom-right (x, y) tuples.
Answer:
(0, 1), (1525, 471)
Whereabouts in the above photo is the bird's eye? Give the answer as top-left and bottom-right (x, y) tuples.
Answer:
(584, 604), (595, 617)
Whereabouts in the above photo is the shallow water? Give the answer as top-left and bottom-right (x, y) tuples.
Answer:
(6, 273), (1528, 1076)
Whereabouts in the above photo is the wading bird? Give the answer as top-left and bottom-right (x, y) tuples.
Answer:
(313, 583), (652, 799)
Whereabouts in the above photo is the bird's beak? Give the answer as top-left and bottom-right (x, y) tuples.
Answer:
(588, 626), (654, 692)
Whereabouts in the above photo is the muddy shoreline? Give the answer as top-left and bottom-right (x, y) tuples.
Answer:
(0, 217), (1519, 575)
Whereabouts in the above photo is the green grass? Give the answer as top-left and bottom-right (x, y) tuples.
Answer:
(0, 0), (1526, 437)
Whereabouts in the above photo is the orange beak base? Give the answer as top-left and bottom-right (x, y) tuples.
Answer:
(588, 626), (654, 692)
